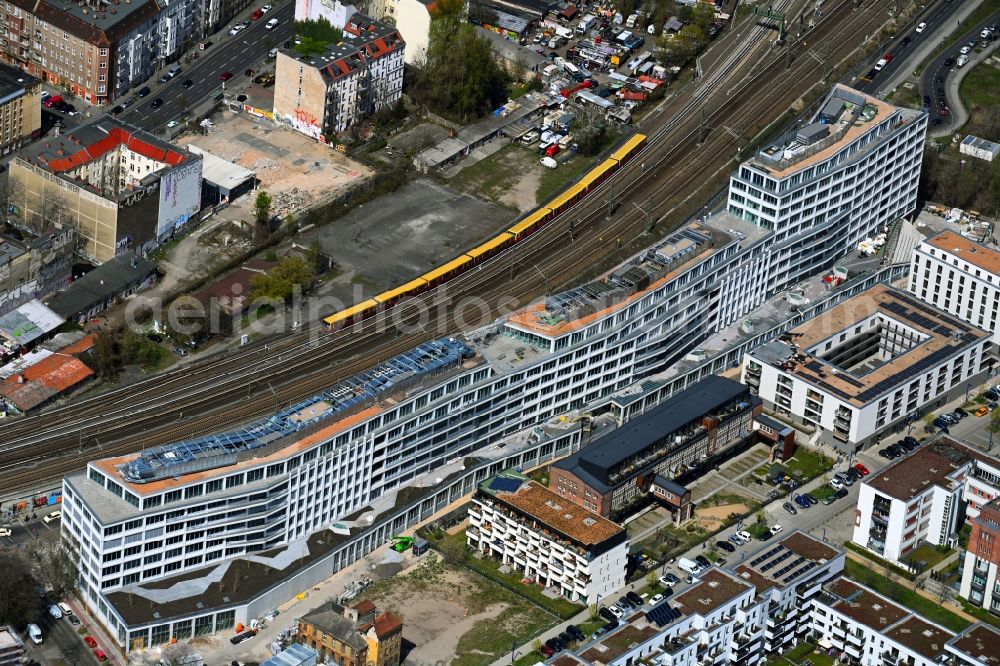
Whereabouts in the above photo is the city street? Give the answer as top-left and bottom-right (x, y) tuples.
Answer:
(855, 0), (969, 96)
(118, 1), (294, 130)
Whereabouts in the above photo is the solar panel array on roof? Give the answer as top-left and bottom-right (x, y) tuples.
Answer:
(760, 550), (793, 572)
(489, 477), (524, 493)
(750, 545), (784, 567)
(781, 559), (818, 583)
(117, 338), (473, 483)
(647, 602), (682, 628)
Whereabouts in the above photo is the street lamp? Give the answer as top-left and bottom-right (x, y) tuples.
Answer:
(510, 640), (519, 666)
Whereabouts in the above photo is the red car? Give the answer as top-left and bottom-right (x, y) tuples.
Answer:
(43, 95), (63, 108)
(84, 636), (97, 648)
(251, 8), (263, 19)
(94, 649), (108, 662)
(220, 71), (233, 81)
(854, 463), (870, 476)
(939, 107), (949, 117)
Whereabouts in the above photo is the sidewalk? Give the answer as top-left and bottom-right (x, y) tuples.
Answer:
(66, 597), (127, 666)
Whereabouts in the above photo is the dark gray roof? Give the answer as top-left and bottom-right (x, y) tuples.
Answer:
(46, 254), (157, 319)
(652, 475), (688, 498)
(299, 601), (367, 650)
(10, 0), (162, 46)
(554, 375), (751, 491)
(0, 62), (40, 103)
(755, 413), (792, 434)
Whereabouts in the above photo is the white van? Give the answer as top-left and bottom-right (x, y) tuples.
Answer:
(520, 130), (539, 146)
(957, 54), (969, 67)
(167, 64), (182, 78)
(265, 18), (279, 29)
(678, 557), (702, 575)
(27, 624), (42, 645)
(563, 61), (580, 76)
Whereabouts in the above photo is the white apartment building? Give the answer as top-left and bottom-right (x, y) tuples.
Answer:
(533, 531), (845, 666)
(810, 577), (957, 666)
(945, 624), (1000, 666)
(910, 230), (1000, 347)
(467, 471), (628, 605)
(727, 85), (926, 298)
(851, 438), (1000, 565)
(742, 285), (990, 449)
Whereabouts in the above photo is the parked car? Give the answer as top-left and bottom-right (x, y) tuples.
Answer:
(984, 389), (999, 400)
(48, 604), (62, 620)
(67, 614), (80, 626)
(261, 3), (272, 11)
(904, 435), (918, 446)
(783, 502), (798, 515)
(803, 492), (818, 504)
(954, 407), (968, 418)
(794, 495), (811, 509)
(695, 555), (711, 569)
(660, 573), (680, 586)
(959, 45), (972, 55)
(649, 593), (664, 605)
(540, 644), (555, 657)
(230, 629), (257, 644)
(567, 624), (585, 641)
(830, 477), (845, 490)
(835, 488), (849, 499)
(559, 631), (574, 646)
(598, 606), (617, 621)
(228, 24), (245, 35)
(251, 7), (263, 19)
(736, 530), (753, 543)
(716, 540), (736, 553)
(626, 591), (643, 606)
(220, 71), (233, 81)
(93, 649), (108, 662)
(854, 463), (870, 476)
(770, 524), (783, 535)
(609, 605), (624, 618)
(43, 510), (61, 524)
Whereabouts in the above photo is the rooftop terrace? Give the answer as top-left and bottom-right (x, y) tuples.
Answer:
(751, 85), (909, 178)
(748, 285), (989, 407)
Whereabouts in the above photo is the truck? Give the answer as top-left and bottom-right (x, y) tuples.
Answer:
(625, 12), (640, 28)
(563, 61), (580, 76)
(577, 14), (596, 34)
(555, 25), (573, 40)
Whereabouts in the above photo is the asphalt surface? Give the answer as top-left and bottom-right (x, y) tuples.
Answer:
(118, 2), (294, 130)
(854, 0), (968, 96)
(920, 8), (1000, 133)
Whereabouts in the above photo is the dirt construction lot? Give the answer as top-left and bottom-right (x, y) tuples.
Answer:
(356, 553), (554, 666)
(180, 112), (372, 219)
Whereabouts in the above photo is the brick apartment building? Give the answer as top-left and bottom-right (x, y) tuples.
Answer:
(961, 497), (1000, 613)
(0, 0), (202, 105)
(549, 376), (761, 520)
(298, 600), (403, 666)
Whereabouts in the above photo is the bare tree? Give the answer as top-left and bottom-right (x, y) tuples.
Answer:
(937, 583), (955, 605)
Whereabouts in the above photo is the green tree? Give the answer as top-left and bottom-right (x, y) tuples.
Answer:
(253, 191), (273, 226)
(990, 406), (1000, 433)
(0, 550), (42, 625)
(249, 256), (316, 303)
(306, 240), (329, 274)
(415, 0), (508, 120)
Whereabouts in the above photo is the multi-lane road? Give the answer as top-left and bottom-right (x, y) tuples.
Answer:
(920, 8), (1000, 130)
(855, 0), (966, 96)
(119, 1), (294, 130)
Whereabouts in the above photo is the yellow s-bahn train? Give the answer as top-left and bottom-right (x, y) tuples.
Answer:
(324, 133), (648, 329)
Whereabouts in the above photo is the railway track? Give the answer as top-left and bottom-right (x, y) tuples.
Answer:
(0, 0), (894, 496)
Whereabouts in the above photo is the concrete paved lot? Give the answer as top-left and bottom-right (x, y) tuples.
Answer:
(304, 179), (518, 308)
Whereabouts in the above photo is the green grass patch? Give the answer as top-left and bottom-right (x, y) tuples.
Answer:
(534, 131), (622, 205)
(784, 449), (834, 479)
(447, 143), (526, 204)
(747, 522), (771, 538)
(904, 542), (953, 571)
(453, 605), (554, 666)
(960, 61), (1000, 128)
(958, 598), (1000, 631)
(780, 643), (837, 666)
(534, 154), (598, 206)
(843, 560), (970, 632)
(844, 541), (917, 580)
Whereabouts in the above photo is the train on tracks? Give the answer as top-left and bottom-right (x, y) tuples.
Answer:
(324, 133), (648, 328)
